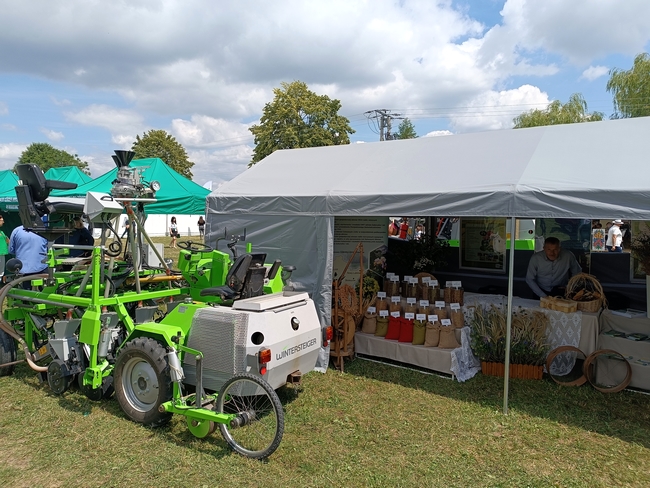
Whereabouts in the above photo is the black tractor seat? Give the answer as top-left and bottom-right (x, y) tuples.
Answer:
(14, 163), (84, 241)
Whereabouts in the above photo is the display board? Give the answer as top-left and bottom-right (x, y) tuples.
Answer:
(459, 218), (506, 271)
(333, 216), (388, 289)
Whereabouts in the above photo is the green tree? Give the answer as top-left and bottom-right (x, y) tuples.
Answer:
(513, 93), (604, 128)
(16, 143), (90, 174)
(607, 52), (650, 118)
(395, 118), (417, 139)
(249, 81), (355, 165)
(131, 129), (194, 179)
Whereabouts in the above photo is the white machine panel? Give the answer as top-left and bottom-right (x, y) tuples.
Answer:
(232, 291), (310, 312)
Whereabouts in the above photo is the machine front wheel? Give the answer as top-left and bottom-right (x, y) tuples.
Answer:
(0, 329), (17, 377)
(114, 337), (173, 427)
(216, 373), (284, 459)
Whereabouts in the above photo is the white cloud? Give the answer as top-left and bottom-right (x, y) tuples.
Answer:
(424, 130), (453, 137)
(50, 96), (71, 106)
(171, 115), (252, 149)
(0, 142), (27, 170)
(188, 145), (253, 188)
(580, 65), (609, 81)
(500, 0), (650, 63)
(0, 102), (7, 116)
(449, 85), (550, 132)
(64, 104), (145, 148)
(40, 128), (64, 141)
(1, 123), (16, 131)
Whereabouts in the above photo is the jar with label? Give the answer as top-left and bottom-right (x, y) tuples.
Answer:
(389, 296), (402, 314)
(428, 283), (440, 302)
(434, 301), (449, 320)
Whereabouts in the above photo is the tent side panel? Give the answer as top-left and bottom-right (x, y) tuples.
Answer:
(205, 213), (333, 326)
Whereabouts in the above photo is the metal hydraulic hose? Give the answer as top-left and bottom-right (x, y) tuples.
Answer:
(0, 274), (50, 372)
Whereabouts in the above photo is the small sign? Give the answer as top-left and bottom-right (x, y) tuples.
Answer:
(377, 291), (387, 298)
(405, 312), (415, 320)
(452, 281), (462, 288)
(441, 319), (452, 326)
(386, 272), (395, 279)
(428, 314), (439, 322)
(390, 311), (401, 318)
(416, 313), (426, 321)
(407, 297), (417, 304)
(367, 306), (376, 313)
(422, 277), (431, 283)
(404, 275), (413, 281)
(450, 303), (461, 310)
(391, 275), (400, 282)
(409, 277), (418, 284)
(435, 301), (446, 308)
(430, 280), (439, 287)
(419, 300), (430, 307)
(379, 310), (389, 317)
(391, 296), (401, 303)
(445, 281), (453, 288)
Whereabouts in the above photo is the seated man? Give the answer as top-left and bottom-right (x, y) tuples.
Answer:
(69, 217), (94, 257)
(526, 237), (582, 298)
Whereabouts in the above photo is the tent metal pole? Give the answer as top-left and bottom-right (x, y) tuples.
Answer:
(503, 217), (517, 415)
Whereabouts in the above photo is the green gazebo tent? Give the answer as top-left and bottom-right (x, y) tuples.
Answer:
(45, 166), (93, 186)
(54, 158), (210, 215)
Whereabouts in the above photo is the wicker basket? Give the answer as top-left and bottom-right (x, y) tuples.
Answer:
(576, 299), (603, 313)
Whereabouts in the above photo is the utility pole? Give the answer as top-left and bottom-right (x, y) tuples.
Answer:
(364, 109), (404, 141)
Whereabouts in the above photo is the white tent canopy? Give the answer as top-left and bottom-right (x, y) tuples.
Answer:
(210, 116), (650, 221)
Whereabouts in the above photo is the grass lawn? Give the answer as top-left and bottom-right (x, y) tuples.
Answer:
(2, 237), (649, 486)
(1, 355), (649, 488)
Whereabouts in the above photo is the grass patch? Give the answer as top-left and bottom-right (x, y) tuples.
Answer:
(1, 356), (649, 487)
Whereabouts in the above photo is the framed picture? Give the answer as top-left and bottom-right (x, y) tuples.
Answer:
(459, 218), (506, 272)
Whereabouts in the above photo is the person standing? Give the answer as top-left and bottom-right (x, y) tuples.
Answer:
(169, 216), (179, 248)
(121, 218), (130, 239)
(197, 216), (205, 239)
(8, 225), (48, 288)
(607, 219), (624, 252)
(0, 214), (9, 279)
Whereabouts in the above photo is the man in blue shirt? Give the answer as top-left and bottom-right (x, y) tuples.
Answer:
(8, 225), (48, 281)
(526, 237), (582, 298)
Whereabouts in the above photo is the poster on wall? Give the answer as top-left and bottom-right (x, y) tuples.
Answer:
(333, 217), (388, 291)
(591, 229), (606, 252)
(459, 218), (506, 271)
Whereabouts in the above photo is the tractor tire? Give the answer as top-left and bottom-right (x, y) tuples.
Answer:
(0, 329), (17, 377)
(114, 337), (172, 427)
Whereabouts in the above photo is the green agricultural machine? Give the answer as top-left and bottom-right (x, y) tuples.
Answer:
(0, 151), (330, 459)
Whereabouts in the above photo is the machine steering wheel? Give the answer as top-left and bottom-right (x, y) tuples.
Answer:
(178, 240), (214, 253)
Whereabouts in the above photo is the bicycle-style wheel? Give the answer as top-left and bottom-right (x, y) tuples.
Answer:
(216, 373), (284, 459)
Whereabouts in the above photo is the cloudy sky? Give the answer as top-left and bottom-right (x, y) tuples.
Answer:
(1, 0), (649, 188)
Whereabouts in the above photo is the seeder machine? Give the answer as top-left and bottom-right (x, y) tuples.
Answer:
(0, 150), (331, 459)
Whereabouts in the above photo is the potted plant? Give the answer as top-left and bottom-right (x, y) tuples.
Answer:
(469, 305), (550, 379)
(630, 231), (650, 317)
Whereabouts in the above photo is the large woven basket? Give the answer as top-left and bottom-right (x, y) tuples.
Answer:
(576, 299), (603, 313)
